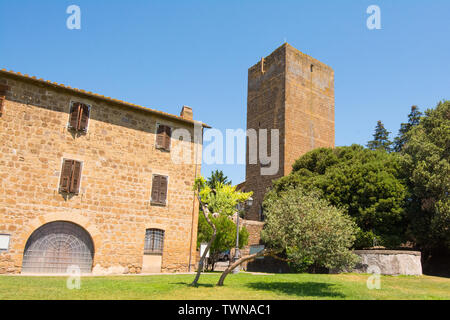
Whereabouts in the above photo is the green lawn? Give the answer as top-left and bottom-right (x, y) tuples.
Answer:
(0, 273), (449, 300)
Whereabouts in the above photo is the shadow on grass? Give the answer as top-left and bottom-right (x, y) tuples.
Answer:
(246, 281), (346, 298)
(174, 282), (215, 288)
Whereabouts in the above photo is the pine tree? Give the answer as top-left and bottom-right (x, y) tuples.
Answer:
(367, 120), (392, 152)
(393, 105), (422, 152)
(207, 170), (231, 189)
(402, 101), (450, 251)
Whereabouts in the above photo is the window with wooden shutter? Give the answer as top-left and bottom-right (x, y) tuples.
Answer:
(68, 102), (90, 132)
(0, 84), (8, 116)
(156, 124), (165, 149)
(59, 159), (83, 194)
(164, 125), (172, 150)
(159, 175), (168, 204)
(60, 160), (74, 193)
(69, 102), (81, 130)
(156, 124), (172, 151)
(151, 174), (168, 205)
(151, 175), (161, 203)
(79, 103), (90, 132)
(70, 161), (82, 194)
(0, 96), (4, 116)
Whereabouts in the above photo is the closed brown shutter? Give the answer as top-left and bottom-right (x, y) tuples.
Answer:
(156, 124), (165, 149)
(0, 84), (7, 116)
(70, 161), (82, 194)
(159, 176), (168, 204)
(79, 104), (90, 131)
(69, 103), (81, 130)
(0, 96), (4, 115)
(151, 175), (168, 205)
(60, 160), (74, 193)
(164, 126), (172, 150)
(151, 175), (161, 203)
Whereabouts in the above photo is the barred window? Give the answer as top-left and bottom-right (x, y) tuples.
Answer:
(144, 229), (165, 255)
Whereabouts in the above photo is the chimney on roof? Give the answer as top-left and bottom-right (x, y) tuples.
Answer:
(180, 105), (193, 120)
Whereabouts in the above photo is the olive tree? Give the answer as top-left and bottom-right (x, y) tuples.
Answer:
(197, 213), (249, 271)
(191, 176), (252, 287)
(217, 186), (358, 286)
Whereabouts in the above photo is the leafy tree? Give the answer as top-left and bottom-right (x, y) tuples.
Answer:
(402, 101), (450, 252)
(262, 187), (359, 271)
(207, 170), (231, 188)
(197, 213), (248, 271)
(191, 176), (252, 286)
(367, 120), (393, 152)
(217, 186), (358, 286)
(272, 145), (409, 248)
(393, 105), (422, 152)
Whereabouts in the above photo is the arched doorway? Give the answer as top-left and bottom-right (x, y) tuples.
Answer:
(22, 221), (94, 274)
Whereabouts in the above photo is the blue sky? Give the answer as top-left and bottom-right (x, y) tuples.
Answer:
(1, 0), (449, 184)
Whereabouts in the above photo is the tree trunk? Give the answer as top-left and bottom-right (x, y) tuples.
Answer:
(217, 249), (280, 286)
(190, 194), (217, 286)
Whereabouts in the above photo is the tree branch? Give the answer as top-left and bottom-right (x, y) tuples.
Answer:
(216, 249), (282, 286)
(190, 192), (217, 286)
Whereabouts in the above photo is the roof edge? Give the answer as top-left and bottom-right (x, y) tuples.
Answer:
(0, 69), (211, 128)
(248, 42), (333, 72)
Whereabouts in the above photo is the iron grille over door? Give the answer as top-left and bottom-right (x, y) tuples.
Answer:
(22, 221), (94, 274)
(144, 229), (164, 255)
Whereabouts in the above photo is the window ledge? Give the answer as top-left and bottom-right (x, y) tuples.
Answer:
(144, 252), (163, 256)
(155, 146), (171, 152)
(59, 190), (80, 196)
(150, 201), (167, 207)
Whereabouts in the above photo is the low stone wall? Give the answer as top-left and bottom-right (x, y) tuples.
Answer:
(350, 250), (422, 276)
(239, 219), (265, 246)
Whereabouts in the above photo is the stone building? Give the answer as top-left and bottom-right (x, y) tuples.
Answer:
(241, 43), (335, 222)
(0, 69), (208, 274)
(234, 44), (335, 271)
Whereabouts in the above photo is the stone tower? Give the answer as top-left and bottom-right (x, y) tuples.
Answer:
(244, 43), (335, 221)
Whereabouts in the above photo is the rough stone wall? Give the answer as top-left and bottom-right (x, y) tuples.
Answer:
(0, 74), (202, 274)
(241, 219), (264, 246)
(245, 43), (335, 221)
(245, 44), (287, 221)
(238, 219), (264, 271)
(284, 44), (335, 175)
(352, 250), (422, 276)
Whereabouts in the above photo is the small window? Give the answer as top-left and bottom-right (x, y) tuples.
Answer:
(156, 124), (172, 151)
(69, 102), (90, 132)
(310, 64), (314, 72)
(151, 175), (168, 205)
(144, 229), (165, 255)
(0, 234), (10, 252)
(59, 159), (83, 194)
